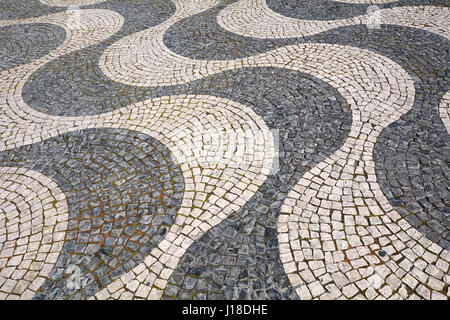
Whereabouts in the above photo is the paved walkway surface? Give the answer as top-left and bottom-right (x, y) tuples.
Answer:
(0, 0), (449, 300)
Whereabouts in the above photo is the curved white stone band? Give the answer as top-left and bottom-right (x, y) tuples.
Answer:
(217, 1), (450, 39)
(98, 0), (221, 87)
(0, 167), (69, 300)
(439, 91), (450, 134)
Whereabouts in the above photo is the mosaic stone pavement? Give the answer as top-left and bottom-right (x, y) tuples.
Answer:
(0, 0), (448, 301)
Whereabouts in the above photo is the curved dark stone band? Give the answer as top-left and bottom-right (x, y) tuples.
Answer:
(0, 0), (63, 20)
(0, 128), (184, 300)
(0, 23), (66, 72)
(266, 0), (447, 21)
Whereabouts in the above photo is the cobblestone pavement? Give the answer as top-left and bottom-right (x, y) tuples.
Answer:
(0, 0), (448, 300)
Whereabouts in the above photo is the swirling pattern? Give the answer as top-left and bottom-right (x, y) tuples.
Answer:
(0, 0), (449, 300)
